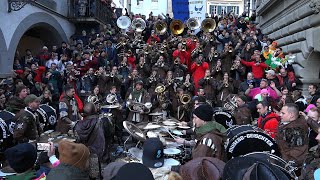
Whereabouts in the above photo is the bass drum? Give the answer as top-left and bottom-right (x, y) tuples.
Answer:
(0, 118), (12, 152)
(0, 110), (15, 135)
(37, 104), (57, 131)
(213, 107), (235, 129)
(225, 125), (279, 160)
(243, 152), (298, 179)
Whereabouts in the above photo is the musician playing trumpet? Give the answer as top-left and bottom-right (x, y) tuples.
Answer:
(198, 70), (217, 106)
(191, 54), (209, 90)
(181, 73), (195, 96)
(216, 72), (234, 107)
(211, 59), (223, 81)
(153, 55), (169, 79)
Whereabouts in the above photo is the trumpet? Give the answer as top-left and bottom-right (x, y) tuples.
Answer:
(116, 40), (127, 49)
(94, 71), (101, 76)
(167, 78), (173, 86)
(149, 75), (156, 83)
(230, 64), (239, 70)
(223, 81), (229, 87)
(183, 80), (191, 87)
(228, 47), (233, 53)
(120, 62), (127, 67)
(174, 58), (180, 64)
(139, 62), (144, 68)
(216, 66), (221, 71)
(180, 94), (191, 105)
(214, 51), (219, 57)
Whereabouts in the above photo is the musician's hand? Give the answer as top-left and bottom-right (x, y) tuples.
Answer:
(175, 137), (185, 144)
(180, 121), (188, 126)
(70, 121), (76, 129)
(292, 82), (296, 87)
(249, 84), (254, 89)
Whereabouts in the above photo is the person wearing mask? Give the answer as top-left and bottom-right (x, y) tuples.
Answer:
(13, 94), (42, 143)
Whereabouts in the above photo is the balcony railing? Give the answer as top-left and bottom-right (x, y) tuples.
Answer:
(68, 0), (112, 25)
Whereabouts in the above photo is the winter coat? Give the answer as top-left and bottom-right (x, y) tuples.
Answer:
(257, 112), (279, 138)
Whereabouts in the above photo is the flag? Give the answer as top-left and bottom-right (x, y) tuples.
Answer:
(172, 0), (206, 23)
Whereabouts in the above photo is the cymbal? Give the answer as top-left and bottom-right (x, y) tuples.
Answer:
(149, 112), (163, 116)
(101, 104), (120, 109)
(123, 121), (146, 142)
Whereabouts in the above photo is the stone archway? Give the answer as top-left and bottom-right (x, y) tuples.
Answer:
(6, 12), (68, 73)
(0, 28), (9, 78)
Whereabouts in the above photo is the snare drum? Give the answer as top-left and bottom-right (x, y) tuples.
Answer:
(243, 152), (298, 179)
(225, 125), (279, 159)
(213, 108), (235, 129)
(0, 110), (15, 135)
(164, 148), (181, 159)
(37, 104), (57, 131)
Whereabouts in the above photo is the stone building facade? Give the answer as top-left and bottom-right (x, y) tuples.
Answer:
(256, 0), (320, 90)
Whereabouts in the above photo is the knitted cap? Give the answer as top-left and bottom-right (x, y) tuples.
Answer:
(58, 140), (90, 170)
(193, 104), (213, 121)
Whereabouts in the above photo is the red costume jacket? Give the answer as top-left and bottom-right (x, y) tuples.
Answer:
(191, 62), (209, 90)
(257, 112), (279, 138)
(34, 66), (46, 83)
(241, 60), (268, 79)
(173, 50), (191, 70)
(147, 35), (160, 44)
(127, 56), (136, 69)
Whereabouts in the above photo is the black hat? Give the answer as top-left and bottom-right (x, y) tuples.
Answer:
(193, 104), (213, 121)
(142, 138), (164, 168)
(4, 143), (37, 173)
(115, 163), (154, 180)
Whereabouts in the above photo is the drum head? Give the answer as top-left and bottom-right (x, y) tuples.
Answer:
(123, 121), (146, 142)
(0, 110), (15, 135)
(213, 110), (235, 129)
(164, 148), (181, 155)
(226, 130), (279, 159)
(164, 158), (180, 167)
(243, 152), (297, 179)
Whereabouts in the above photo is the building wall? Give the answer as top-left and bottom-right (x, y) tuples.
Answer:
(0, 1), (75, 78)
(256, 0), (320, 92)
(206, 0), (245, 16)
(129, 0), (168, 16)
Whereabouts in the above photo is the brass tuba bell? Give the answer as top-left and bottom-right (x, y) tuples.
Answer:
(117, 16), (132, 30)
(154, 20), (167, 35)
(170, 20), (185, 35)
(201, 18), (216, 33)
(187, 18), (200, 30)
(131, 18), (146, 32)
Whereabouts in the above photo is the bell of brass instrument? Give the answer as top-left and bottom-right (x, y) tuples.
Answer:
(117, 16), (132, 32)
(154, 20), (167, 35)
(187, 18), (200, 30)
(180, 94), (191, 105)
(131, 18), (146, 32)
(214, 51), (219, 57)
(170, 20), (185, 35)
(87, 95), (99, 105)
(106, 93), (117, 104)
(201, 18), (216, 33)
(110, 73), (115, 78)
(181, 45), (187, 52)
(174, 58), (180, 64)
(127, 101), (152, 113)
(223, 95), (237, 114)
(155, 84), (166, 94)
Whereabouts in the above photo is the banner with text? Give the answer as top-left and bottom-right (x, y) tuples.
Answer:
(172, 0), (206, 23)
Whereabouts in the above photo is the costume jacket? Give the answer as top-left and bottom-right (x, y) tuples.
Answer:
(275, 116), (309, 167)
(192, 121), (226, 161)
(257, 112), (279, 138)
(234, 105), (252, 125)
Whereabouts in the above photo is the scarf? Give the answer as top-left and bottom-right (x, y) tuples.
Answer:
(195, 121), (226, 136)
(131, 89), (143, 101)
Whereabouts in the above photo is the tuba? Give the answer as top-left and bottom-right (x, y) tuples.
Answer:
(154, 20), (167, 35)
(131, 18), (146, 32)
(170, 20), (185, 35)
(117, 16), (132, 32)
(223, 94), (238, 114)
(201, 18), (216, 33)
(106, 93), (117, 104)
(187, 18), (200, 30)
(155, 84), (166, 94)
(127, 101), (152, 113)
(180, 94), (191, 105)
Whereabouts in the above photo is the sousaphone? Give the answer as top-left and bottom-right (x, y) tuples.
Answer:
(131, 18), (146, 32)
(187, 17), (200, 30)
(201, 18), (216, 33)
(154, 20), (167, 35)
(117, 16), (132, 32)
(170, 20), (185, 35)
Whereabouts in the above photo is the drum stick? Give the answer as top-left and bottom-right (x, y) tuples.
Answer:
(162, 127), (178, 139)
